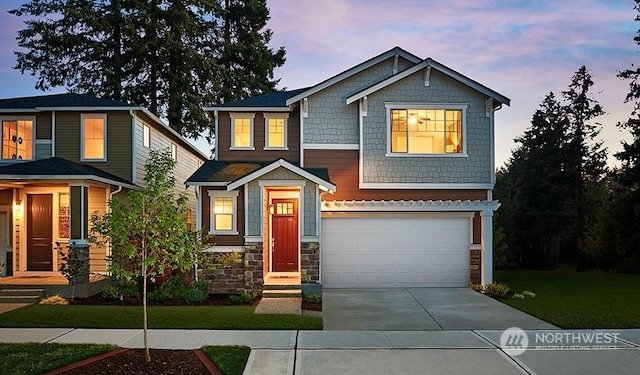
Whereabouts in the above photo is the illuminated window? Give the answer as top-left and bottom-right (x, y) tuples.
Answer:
(265, 113), (289, 149)
(143, 124), (150, 148)
(208, 190), (239, 234)
(81, 114), (106, 161)
(230, 113), (254, 149)
(389, 107), (464, 155)
(1, 118), (33, 160)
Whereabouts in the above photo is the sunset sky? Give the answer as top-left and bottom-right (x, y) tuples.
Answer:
(0, 0), (638, 167)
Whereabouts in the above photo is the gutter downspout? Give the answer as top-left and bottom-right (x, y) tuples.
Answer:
(129, 110), (137, 184)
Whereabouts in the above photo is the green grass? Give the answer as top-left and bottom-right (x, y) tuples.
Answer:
(0, 305), (322, 329)
(202, 345), (251, 375)
(0, 343), (117, 375)
(495, 268), (640, 328)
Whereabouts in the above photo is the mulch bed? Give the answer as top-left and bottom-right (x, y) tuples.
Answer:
(46, 348), (221, 375)
(302, 300), (322, 311)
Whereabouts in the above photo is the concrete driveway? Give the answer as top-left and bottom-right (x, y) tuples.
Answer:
(322, 288), (557, 330)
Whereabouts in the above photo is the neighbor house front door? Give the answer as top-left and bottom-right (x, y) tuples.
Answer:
(27, 194), (53, 271)
(271, 199), (298, 272)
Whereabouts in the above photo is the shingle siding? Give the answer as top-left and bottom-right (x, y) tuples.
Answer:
(362, 68), (493, 184)
(303, 56), (414, 144)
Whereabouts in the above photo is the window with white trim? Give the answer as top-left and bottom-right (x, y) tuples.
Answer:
(209, 190), (239, 234)
(1, 117), (34, 160)
(264, 113), (289, 149)
(387, 105), (465, 155)
(143, 124), (150, 148)
(230, 113), (255, 149)
(81, 113), (107, 161)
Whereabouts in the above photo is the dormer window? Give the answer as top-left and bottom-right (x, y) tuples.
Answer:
(386, 104), (466, 156)
(230, 113), (255, 150)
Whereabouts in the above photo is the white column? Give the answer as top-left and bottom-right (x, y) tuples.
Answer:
(480, 210), (494, 285)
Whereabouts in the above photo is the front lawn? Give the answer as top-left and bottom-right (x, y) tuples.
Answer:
(0, 305), (322, 330)
(0, 343), (116, 375)
(495, 268), (640, 328)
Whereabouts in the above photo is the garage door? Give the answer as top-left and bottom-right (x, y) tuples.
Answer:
(322, 215), (470, 288)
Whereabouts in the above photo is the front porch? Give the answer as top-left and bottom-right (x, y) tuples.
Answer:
(0, 274), (110, 299)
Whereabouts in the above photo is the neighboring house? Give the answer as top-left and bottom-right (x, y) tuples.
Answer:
(187, 47), (510, 294)
(0, 93), (207, 278)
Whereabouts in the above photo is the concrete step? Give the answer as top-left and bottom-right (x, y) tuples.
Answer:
(262, 289), (302, 298)
(263, 283), (302, 291)
(0, 295), (41, 304)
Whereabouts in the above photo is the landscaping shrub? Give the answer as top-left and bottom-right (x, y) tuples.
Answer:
(118, 282), (140, 299)
(147, 290), (169, 301)
(39, 295), (69, 305)
(158, 275), (187, 299)
(469, 281), (484, 292)
(484, 283), (511, 298)
(101, 285), (120, 300)
(304, 293), (322, 304)
(229, 291), (256, 304)
(184, 288), (208, 304)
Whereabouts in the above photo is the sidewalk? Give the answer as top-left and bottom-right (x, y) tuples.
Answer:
(1, 328), (640, 374)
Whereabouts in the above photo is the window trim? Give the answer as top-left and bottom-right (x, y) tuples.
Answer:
(208, 190), (239, 235)
(385, 103), (468, 157)
(264, 113), (289, 150)
(81, 113), (107, 162)
(0, 116), (36, 161)
(143, 123), (151, 148)
(230, 112), (255, 150)
(171, 143), (178, 161)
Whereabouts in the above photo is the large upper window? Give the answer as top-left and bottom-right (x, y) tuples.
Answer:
(81, 113), (107, 161)
(389, 107), (464, 155)
(1, 118), (33, 160)
(230, 113), (255, 149)
(264, 113), (289, 149)
(208, 190), (239, 234)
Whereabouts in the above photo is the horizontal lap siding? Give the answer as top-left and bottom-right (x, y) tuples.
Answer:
(216, 111), (300, 163)
(202, 186), (245, 246)
(304, 149), (488, 201)
(88, 186), (108, 272)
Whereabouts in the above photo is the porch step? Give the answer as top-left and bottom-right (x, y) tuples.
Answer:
(0, 288), (45, 304)
(263, 283), (302, 291)
(262, 289), (302, 298)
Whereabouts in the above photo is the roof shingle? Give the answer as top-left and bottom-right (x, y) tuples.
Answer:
(0, 93), (132, 109)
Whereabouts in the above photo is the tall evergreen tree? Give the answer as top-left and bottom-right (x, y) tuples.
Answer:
(10, 0), (285, 139)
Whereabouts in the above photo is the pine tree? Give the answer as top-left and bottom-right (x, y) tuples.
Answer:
(10, 0), (286, 139)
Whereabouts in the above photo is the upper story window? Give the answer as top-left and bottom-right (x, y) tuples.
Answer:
(387, 104), (466, 156)
(1, 117), (34, 160)
(264, 113), (289, 150)
(230, 113), (255, 149)
(81, 113), (107, 161)
(143, 124), (151, 148)
(208, 190), (239, 235)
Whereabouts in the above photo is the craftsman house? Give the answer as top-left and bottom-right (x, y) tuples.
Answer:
(187, 47), (510, 294)
(0, 93), (207, 280)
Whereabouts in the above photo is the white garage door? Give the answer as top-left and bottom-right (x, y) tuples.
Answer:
(322, 215), (470, 288)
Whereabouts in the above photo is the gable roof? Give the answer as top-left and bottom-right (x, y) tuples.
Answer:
(186, 159), (334, 193)
(0, 93), (131, 109)
(284, 46), (422, 106)
(204, 88), (309, 111)
(0, 157), (137, 189)
(346, 58), (511, 106)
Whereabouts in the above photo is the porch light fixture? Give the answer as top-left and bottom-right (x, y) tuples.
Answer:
(268, 203), (275, 215)
(13, 198), (22, 212)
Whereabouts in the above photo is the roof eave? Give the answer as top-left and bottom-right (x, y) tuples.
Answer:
(226, 159), (336, 193)
(203, 106), (292, 112)
(0, 174), (137, 189)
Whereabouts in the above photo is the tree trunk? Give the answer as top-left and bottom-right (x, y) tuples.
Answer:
(143, 257), (150, 362)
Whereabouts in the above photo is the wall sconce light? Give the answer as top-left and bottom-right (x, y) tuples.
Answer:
(13, 198), (22, 212)
(268, 204), (275, 215)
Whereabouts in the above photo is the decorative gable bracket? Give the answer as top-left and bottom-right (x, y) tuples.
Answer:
(359, 96), (368, 117)
(302, 97), (309, 118)
(424, 66), (432, 87)
(485, 98), (494, 118)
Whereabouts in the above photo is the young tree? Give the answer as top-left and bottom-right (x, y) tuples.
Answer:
(10, 0), (286, 139)
(90, 149), (205, 362)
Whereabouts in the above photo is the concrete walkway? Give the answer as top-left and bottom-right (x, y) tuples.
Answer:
(323, 288), (557, 330)
(1, 328), (640, 374)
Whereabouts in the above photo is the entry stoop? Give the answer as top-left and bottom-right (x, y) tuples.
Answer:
(262, 273), (302, 298)
(0, 288), (45, 304)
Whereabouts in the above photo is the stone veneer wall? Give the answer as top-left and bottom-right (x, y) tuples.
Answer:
(243, 243), (264, 291)
(469, 248), (481, 284)
(204, 260), (246, 294)
(301, 242), (320, 283)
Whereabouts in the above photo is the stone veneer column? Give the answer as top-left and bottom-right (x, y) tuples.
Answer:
(301, 242), (320, 283)
(243, 243), (264, 291)
(469, 247), (481, 285)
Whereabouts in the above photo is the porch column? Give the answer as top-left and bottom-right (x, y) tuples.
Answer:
(70, 185), (89, 242)
(480, 210), (494, 285)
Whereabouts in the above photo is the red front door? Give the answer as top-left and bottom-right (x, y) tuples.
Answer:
(27, 194), (53, 271)
(271, 199), (298, 272)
